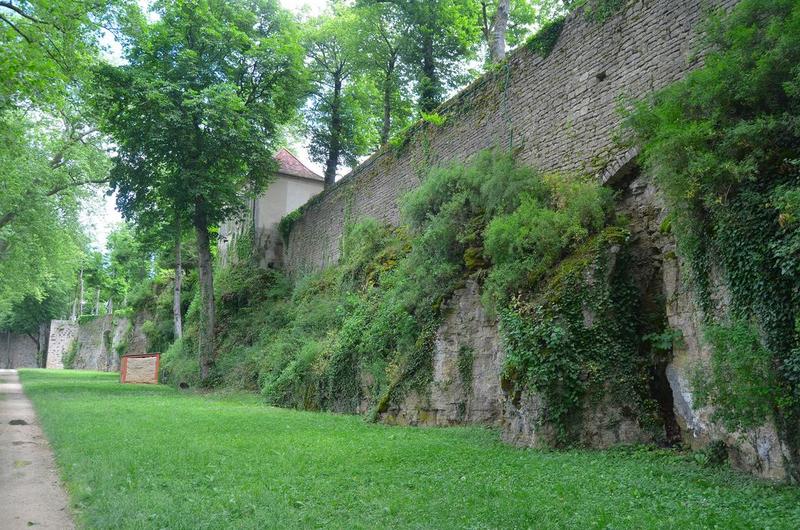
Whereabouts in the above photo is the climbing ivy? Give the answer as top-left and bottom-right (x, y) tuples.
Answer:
(627, 0), (800, 480)
(500, 227), (657, 445)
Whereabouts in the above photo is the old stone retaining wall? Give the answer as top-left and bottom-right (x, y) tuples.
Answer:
(0, 332), (38, 369)
(285, 0), (737, 274)
(46, 315), (148, 371)
(277, 0), (793, 479)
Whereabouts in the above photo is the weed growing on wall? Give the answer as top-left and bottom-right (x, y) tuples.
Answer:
(499, 227), (657, 445)
(176, 149), (654, 443)
(627, 0), (800, 480)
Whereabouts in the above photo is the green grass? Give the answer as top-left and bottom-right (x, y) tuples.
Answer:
(20, 369), (800, 529)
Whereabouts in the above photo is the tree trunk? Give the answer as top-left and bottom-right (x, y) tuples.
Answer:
(420, 31), (438, 113)
(490, 0), (509, 63)
(173, 220), (183, 341)
(193, 198), (215, 383)
(78, 268), (84, 317)
(380, 57), (397, 145)
(323, 75), (343, 187)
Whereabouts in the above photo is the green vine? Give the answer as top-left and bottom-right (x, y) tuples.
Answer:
(499, 227), (656, 445)
(627, 0), (800, 480)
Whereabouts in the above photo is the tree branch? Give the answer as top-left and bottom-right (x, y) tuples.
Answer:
(0, 177), (110, 230)
(0, 1), (44, 25)
(0, 13), (32, 42)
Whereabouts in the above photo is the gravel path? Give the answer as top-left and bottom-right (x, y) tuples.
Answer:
(0, 369), (74, 529)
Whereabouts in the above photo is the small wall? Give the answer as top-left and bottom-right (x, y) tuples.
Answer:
(0, 332), (38, 369)
(46, 320), (78, 369)
(46, 315), (148, 372)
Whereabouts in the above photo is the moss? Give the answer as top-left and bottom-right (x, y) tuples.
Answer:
(457, 346), (475, 393)
(525, 16), (566, 58)
(63, 340), (79, 369)
(500, 226), (656, 445)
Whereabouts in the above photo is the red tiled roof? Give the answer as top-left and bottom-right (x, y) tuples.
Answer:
(275, 148), (322, 181)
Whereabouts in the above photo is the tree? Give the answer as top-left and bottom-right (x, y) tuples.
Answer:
(0, 1), (133, 320)
(0, 110), (99, 317)
(478, 0), (536, 63)
(305, 9), (378, 186)
(353, 3), (413, 145)
(93, 0), (306, 382)
(362, 0), (480, 112)
(0, 0), (136, 110)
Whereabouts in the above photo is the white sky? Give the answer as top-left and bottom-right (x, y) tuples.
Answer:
(85, 0), (329, 250)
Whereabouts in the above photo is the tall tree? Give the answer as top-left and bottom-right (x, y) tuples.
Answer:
(0, 0), (133, 318)
(93, 0), (305, 382)
(305, 9), (377, 185)
(478, 0), (536, 63)
(353, 3), (412, 145)
(362, 0), (480, 112)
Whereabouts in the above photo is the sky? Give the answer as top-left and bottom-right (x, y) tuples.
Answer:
(84, 0), (329, 250)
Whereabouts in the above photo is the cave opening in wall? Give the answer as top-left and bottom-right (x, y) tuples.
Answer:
(613, 162), (682, 446)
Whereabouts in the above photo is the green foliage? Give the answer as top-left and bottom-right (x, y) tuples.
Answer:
(420, 112), (446, 126)
(278, 209), (303, 245)
(483, 173), (613, 306)
(692, 439), (729, 469)
(457, 346), (474, 389)
(62, 340), (79, 370)
(693, 322), (780, 433)
(644, 328), (684, 353)
(627, 0), (800, 477)
(525, 16), (565, 57)
(159, 338), (199, 387)
(582, 0), (626, 24)
(500, 228), (653, 445)
(196, 149), (627, 442)
(21, 369), (800, 529)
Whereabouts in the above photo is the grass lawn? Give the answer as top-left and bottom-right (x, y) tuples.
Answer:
(20, 369), (800, 529)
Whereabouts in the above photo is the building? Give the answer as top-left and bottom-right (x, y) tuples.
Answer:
(218, 149), (323, 268)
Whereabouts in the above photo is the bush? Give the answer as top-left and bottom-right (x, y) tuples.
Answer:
(194, 149), (623, 436)
(627, 0), (800, 477)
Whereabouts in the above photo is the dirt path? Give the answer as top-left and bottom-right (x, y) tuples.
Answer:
(0, 369), (75, 529)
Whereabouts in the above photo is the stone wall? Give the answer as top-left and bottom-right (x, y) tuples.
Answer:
(618, 171), (791, 481)
(380, 281), (505, 426)
(46, 315), (148, 371)
(46, 320), (78, 369)
(285, 0), (737, 274)
(0, 332), (38, 369)
(275, 0), (795, 479)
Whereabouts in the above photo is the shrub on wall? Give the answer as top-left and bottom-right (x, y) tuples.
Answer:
(188, 149), (655, 443)
(627, 0), (800, 480)
(499, 227), (654, 445)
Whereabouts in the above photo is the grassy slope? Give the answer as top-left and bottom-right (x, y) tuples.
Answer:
(21, 369), (800, 529)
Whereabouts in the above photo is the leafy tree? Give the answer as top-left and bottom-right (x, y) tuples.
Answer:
(93, 0), (306, 382)
(0, 0), (136, 110)
(362, 0), (480, 112)
(0, 110), (99, 317)
(0, 1), (134, 322)
(305, 8), (378, 185)
(478, 0), (536, 63)
(352, 3), (413, 145)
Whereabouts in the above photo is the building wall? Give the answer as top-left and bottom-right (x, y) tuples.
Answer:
(219, 173), (323, 267)
(285, 0), (737, 274)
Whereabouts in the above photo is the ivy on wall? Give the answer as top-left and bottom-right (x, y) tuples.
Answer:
(627, 0), (800, 481)
(500, 227), (659, 445)
(169, 149), (662, 446)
